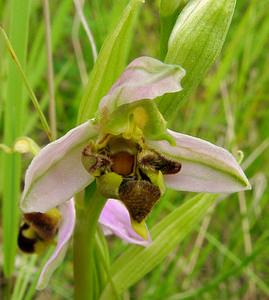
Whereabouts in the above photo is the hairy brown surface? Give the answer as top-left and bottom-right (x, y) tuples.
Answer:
(140, 151), (182, 174)
(24, 212), (59, 241)
(119, 180), (161, 222)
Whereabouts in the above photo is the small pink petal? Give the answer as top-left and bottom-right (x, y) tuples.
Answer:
(146, 129), (250, 193)
(99, 56), (185, 113)
(21, 121), (98, 213)
(99, 199), (151, 246)
(37, 199), (75, 290)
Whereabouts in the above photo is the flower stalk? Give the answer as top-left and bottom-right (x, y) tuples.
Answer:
(73, 183), (107, 300)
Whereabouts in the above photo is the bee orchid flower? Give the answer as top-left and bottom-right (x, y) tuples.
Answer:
(19, 56), (250, 289)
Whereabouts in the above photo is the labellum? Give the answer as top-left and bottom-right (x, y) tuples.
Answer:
(18, 208), (61, 254)
(119, 179), (161, 222)
(82, 134), (182, 222)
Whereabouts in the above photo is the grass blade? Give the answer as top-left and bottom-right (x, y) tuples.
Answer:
(0, 27), (52, 140)
(1, 0), (31, 281)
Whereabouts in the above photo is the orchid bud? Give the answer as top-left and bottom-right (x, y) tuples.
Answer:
(159, 0), (236, 120)
(14, 137), (40, 155)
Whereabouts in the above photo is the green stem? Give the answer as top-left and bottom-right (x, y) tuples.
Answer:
(73, 184), (107, 300)
(3, 278), (12, 300)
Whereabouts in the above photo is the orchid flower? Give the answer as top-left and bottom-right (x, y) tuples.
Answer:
(19, 56), (250, 289)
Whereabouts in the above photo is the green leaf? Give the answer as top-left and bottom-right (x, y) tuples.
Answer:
(77, 0), (143, 124)
(158, 0), (236, 124)
(159, 11), (179, 60)
(0, 28), (52, 140)
(2, 0), (31, 277)
(159, 0), (186, 60)
(100, 193), (217, 299)
(160, 0), (184, 17)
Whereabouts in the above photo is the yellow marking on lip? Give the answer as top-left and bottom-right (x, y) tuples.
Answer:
(22, 227), (36, 239)
(34, 240), (51, 254)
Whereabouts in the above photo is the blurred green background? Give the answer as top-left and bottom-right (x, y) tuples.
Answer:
(0, 0), (269, 299)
